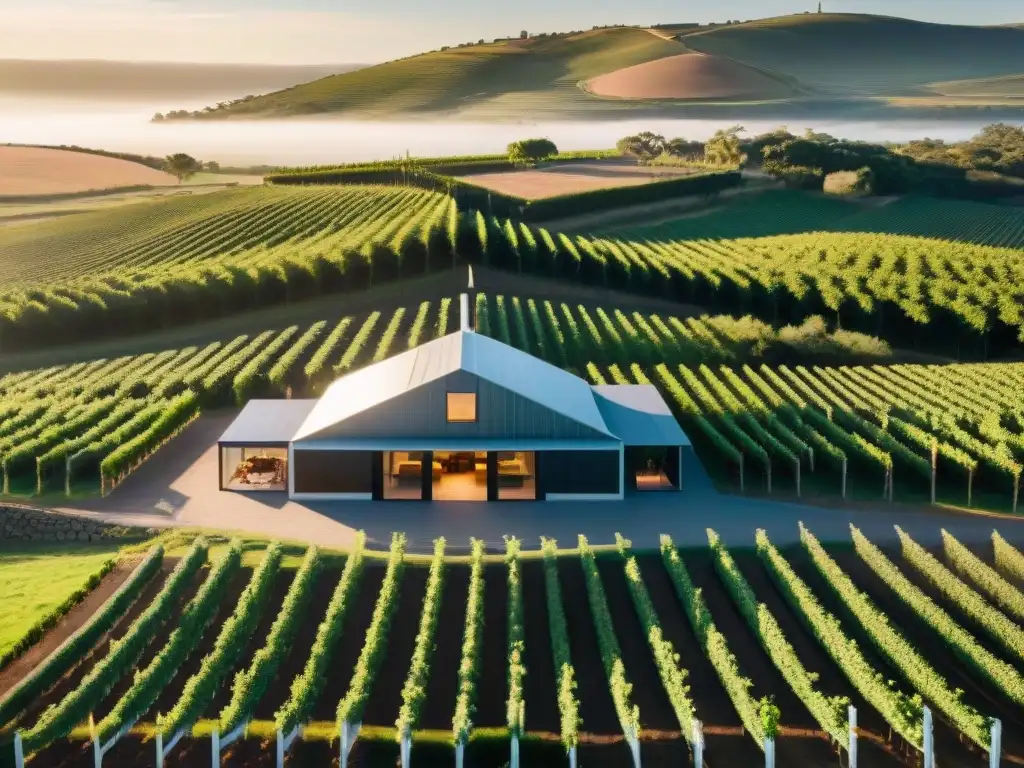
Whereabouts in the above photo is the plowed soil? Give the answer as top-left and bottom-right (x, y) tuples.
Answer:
(519, 560), (560, 734)
(0, 146), (177, 196)
(683, 550), (840, 767)
(586, 51), (796, 101)
(419, 565), (470, 730)
(474, 564), (509, 728)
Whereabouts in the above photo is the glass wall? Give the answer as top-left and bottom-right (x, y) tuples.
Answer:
(497, 451), (536, 500)
(382, 451), (434, 500)
(221, 445), (288, 491)
(432, 450), (487, 501)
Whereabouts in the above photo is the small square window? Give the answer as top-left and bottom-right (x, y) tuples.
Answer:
(447, 392), (477, 422)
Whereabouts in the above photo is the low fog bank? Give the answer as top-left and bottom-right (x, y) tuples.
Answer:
(0, 100), (1009, 166)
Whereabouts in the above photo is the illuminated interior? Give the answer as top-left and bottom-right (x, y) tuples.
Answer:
(446, 392), (477, 422)
(220, 445), (288, 491)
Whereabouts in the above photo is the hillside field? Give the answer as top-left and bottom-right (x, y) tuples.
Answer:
(159, 15), (1024, 119)
(0, 147), (181, 197)
(1, 528), (1023, 767)
(0, 183), (1020, 358)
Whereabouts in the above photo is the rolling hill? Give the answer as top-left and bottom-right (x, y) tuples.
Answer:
(680, 13), (1024, 97)
(168, 15), (1024, 119)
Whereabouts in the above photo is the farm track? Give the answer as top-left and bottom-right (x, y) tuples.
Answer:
(595, 558), (689, 765)
(5, 564), (173, 733)
(98, 566), (255, 768)
(475, 563), (509, 728)
(419, 564), (470, 731)
(635, 553), (763, 768)
(31, 565), (208, 768)
(785, 548), (979, 766)
(685, 551), (839, 766)
(828, 550), (1024, 764)
(518, 560), (560, 734)
(0, 560), (135, 699)
(729, 550), (909, 767)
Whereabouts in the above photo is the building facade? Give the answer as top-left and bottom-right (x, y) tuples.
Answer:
(218, 295), (689, 502)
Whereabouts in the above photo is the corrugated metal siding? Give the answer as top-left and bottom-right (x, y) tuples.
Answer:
(305, 371), (613, 441)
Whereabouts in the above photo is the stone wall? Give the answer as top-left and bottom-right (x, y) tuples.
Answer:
(0, 507), (130, 542)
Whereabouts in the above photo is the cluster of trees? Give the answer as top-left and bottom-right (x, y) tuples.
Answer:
(154, 95), (259, 122)
(898, 124), (1024, 179)
(615, 127), (746, 167)
(743, 124), (1024, 199)
(507, 138), (558, 166)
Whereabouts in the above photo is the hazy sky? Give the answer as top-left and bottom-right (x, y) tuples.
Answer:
(1, 0), (1021, 65)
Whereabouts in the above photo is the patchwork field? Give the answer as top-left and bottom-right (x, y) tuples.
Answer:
(0, 147), (179, 197)
(585, 51), (798, 101)
(456, 159), (708, 199)
(1, 528), (1022, 767)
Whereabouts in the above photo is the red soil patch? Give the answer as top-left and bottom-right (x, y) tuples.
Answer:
(0, 559), (136, 698)
(828, 550), (1024, 764)
(0, 146), (177, 196)
(475, 564), (509, 728)
(457, 159), (705, 200)
(683, 551), (839, 766)
(519, 560), (560, 734)
(635, 554), (765, 765)
(586, 52), (796, 101)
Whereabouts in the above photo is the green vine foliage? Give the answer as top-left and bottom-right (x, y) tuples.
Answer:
(540, 537), (581, 751)
(395, 537), (446, 738)
(453, 539), (486, 745)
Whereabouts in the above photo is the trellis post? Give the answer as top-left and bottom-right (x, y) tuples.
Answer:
(692, 719), (704, 767)
(990, 719), (1002, 768)
(13, 733), (24, 768)
(211, 729), (220, 766)
(923, 706), (934, 768)
(569, 744), (577, 768)
(848, 705), (857, 768)
(764, 737), (775, 768)
(400, 727), (412, 768)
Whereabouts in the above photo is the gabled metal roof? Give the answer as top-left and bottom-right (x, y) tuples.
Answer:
(591, 385), (691, 447)
(292, 330), (615, 441)
(218, 399), (317, 444)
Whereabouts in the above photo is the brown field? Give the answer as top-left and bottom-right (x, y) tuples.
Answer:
(0, 146), (178, 196)
(585, 52), (796, 101)
(457, 159), (707, 200)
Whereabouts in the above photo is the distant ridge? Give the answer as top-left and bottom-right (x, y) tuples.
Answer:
(158, 14), (1024, 119)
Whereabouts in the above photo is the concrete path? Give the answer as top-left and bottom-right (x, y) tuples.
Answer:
(47, 413), (1024, 553)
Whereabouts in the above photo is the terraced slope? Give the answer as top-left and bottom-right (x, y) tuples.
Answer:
(194, 28), (686, 119)
(682, 13), (1024, 97)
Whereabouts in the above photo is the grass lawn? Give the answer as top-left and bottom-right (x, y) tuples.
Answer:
(0, 540), (126, 658)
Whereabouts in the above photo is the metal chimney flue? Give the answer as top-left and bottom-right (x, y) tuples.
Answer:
(459, 293), (472, 332)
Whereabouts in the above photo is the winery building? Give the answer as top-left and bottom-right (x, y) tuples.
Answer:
(217, 296), (689, 501)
